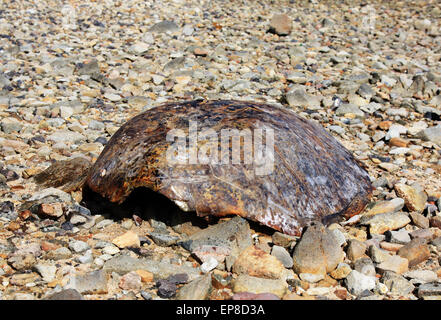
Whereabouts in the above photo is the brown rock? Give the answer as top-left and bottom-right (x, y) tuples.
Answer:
(430, 216), (441, 229)
(380, 241), (404, 252)
(389, 137), (409, 147)
(397, 238), (430, 267)
(394, 183), (427, 213)
(38, 203), (64, 218)
(346, 239), (367, 261)
(194, 47), (208, 56)
(136, 270), (154, 283)
(112, 230), (140, 248)
(232, 275), (288, 298)
(409, 212), (430, 229)
(232, 245), (285, 279)
(269, 14), (292, 36)
(379, 121), (393, 130)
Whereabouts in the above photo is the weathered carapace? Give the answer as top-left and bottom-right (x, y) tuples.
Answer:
(85, 100), (373, 236)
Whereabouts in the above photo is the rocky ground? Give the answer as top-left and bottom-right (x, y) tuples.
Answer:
(0, 0), (440, 300)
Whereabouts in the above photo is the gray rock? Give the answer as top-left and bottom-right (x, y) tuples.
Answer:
(353, 257), (376, 277)
(77, 59), (100, 76)
(103, 255), (200, 280)
(65, 270), (108, 294)
(270, 245), (293, 269)
(149, 232), (180, 247)
(418, 282), (441, 298)
(34, 264), (57, 282)
(345, 270), (376, 296)
(385, 230), (411, 244)
(176, 274), (212, 300)
(45, 289), (84, 300)
(180, 216), (252, 270)
(368, 245), (391, 264)
(381, 271), (414, 296)
(149, 21), (179, 33)
(286, 87), (320, 110)
(404, 270), (437, 283)
(47, 131), (85, 144)
(292, 223), (344, 277)
(335, 103), (365, 118)
(420, 125), (441, 146)
(68, 240), (90, 253)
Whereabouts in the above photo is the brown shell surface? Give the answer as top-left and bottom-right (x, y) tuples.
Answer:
(86, 100), (373, 236)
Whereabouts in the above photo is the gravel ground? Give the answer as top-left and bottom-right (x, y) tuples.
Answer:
(0, 0), (440, 300)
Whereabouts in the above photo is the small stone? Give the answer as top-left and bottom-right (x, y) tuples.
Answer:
(381, 271), (414, 296)
(292, 223), (344, 278)
(8, 254), (36, 271)
(149, 232), (179, 247)
(69, 240), (90, 253)
(34, 264), (57, 282)
(232, 292), (280, 300)
(233, 245), (285, 279)
(112, 231), (140, 248)
(397, 238), (431, 267)
(346, 239), (367, 261)
(394, 183), (427, 213)
(39, 202), (65, 218)
(46, 247), (72, 260)
(136, 270), (154, 283)
(269, 14), (292, 36)
(119, 271), (142, 290)
(368, 245), (391, 263)
(430, 216), (441, 229)
(271, 232), (296, 248)
(363, 198), (405, 216)
(353, 257), (376, 277)
(232, 274), (288, 298)
(102, 245), (120, 255)
(360, 212), (410, 235)
(385, 230), (411, 244)
(271, 245), (293, 268)
(409, 212), (430, 229)
(156, 279), (177, 298)
(330, 263), (352, 280)
(66, 270), (108, 294)
(418, 282), (441, 298)
(200, 257), (218, 273)
(404, 270), (437, 283)
(376, 255), (409, 275)
(176, 274), (212, 300)
(345, 270), (376, 296)
(45, 289), (84, 300)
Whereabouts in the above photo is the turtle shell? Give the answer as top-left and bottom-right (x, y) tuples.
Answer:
(85, 99), (373, 236)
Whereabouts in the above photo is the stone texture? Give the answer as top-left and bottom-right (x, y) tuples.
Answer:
(397, 238), (431, 267)
(232, 274), (288, 298)
(292, 223), (344, 278)
(232, 245), (285, 279)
